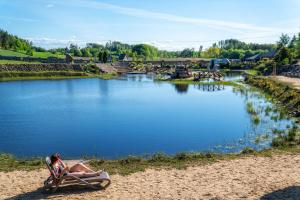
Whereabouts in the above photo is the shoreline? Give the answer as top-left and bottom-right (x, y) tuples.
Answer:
(1, 146), (300, 174)
(1, 150), (300, 199)
(0, 72), (118, 82)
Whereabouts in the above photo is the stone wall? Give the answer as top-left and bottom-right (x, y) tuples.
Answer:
(0, 64), (84, 72)
(278, 64), (300, 78)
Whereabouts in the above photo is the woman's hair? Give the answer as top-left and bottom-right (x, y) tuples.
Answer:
(50, 153), (60, 164)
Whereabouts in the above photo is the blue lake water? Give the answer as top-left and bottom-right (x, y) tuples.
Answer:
(0, 74), (293, 158)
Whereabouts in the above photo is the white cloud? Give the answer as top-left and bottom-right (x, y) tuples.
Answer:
(27, 37), (86, 49)
(66, 0), (282, 33)
(46, 4), (54, 8)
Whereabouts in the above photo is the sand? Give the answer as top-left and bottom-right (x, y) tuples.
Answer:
(1, 155), (300, 200)
(271, 76), (300, 90)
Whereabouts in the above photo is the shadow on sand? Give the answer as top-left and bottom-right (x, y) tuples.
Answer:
(5, 185), (107, 200)
(260, 186), (300, 200)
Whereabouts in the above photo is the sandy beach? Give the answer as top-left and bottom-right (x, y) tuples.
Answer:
(1, 155), (300, 200)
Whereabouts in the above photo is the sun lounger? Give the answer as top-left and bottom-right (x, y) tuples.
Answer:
(44, 157), (111, 192)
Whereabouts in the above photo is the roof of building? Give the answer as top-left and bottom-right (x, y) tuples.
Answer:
(118, 54), (128, 60)
(245, 54), (262, 61)
(261, 49), (277, 58)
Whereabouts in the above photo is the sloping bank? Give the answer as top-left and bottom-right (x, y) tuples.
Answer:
(0, 63), (117, 81)
(245, 76), (300, 118)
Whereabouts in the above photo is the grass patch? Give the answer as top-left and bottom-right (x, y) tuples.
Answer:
(0, 49), (65, 59)
(0, 49), (29, 57)
(32, 51), (65, 59)
(0, 71), (119, 81)
(2, 146), (300, 174)
(97, 73), (118, 80)
(0, 154), (43, 172)
(245, 69), (259, 76)
(88, 146), (300, 175)
(0, 60), (41, 64)
(245, 76), (300, 118)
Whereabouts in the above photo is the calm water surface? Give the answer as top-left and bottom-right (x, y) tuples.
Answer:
(0, 74), (293, 158)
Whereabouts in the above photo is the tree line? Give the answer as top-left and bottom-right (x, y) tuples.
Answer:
(1, 29), (300, 62)
(0, 29), (32, 54)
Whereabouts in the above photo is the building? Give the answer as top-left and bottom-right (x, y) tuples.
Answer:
(118, 54), (132, 62)
(244, 49), (277, 62)
(261, 49), (277, 59)
(245, 54), (262, 62)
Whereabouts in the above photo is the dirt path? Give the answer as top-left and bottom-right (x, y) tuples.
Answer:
(271, 76), (300, 90)
(1, 155), (300, 199)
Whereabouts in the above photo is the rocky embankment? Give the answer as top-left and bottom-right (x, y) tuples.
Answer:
(0, 63), (84, 72)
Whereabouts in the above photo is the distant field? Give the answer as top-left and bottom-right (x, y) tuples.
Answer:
(0, 49), (29, 57)
(0, 60), (41, 64)
(0, 49), (65, 59)
(32, 51), (65, 59)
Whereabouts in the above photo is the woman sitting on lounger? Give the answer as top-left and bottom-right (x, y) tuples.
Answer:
(50, 153), (101, 178)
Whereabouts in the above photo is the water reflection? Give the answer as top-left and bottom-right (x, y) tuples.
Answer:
(98, 79), (108, 97)
(194, 84), (225, 92)
(66, 80), (74, 95)
(174, 84), (189, 94)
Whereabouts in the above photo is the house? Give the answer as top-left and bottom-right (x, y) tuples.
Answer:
(261, 49), (277, 59)
(244, 49), (277, 62)
(118, 54), (132, 62)
(245, 54), (262, 62)
(209, 58), (231, 71)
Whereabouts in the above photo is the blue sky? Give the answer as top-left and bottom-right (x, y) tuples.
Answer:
(1, 0), (300, 50)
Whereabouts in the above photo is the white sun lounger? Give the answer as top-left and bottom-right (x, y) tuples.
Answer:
(44, 157), (111, 192)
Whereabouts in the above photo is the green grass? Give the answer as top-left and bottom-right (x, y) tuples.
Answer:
(0, 71), (94, 82)
(32, 51), (65, 59)
(0, 60), (41, 64)
(245, 76), (300, 119)
(0, 49), (29, 57)
(97, 73), (118, 80)
(0, 154), (44, 172)
(0, 49), (65, 59)
(3, 146), (300, 174)
(245, 69), (259, 76)
(0, 71), (119, 82)
(87, 145), (300, 175)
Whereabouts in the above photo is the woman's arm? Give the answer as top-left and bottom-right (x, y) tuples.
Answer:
(58, 158), (67, 168)
(57, 159), (69, 177)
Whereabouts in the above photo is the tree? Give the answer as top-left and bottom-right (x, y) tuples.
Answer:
(132, 44), (158, 60)
(204, 47), (220, 58)
(277, 33), (290, 48)
(296, 33), (300, 58)
(26, 49), (33, 56)
(180, 48), (194, 57)
(98, 51), (103, 62)
(81, 48), (92, 57)
(103, 51), (108, 63)
(275, 47), (291, 64)
(288, 35), (297, 58)
(198, 46), (203, 57)
(74, 49), (82, 57)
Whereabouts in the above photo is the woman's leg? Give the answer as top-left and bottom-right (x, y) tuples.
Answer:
(68, 171), (100, 178)
(69, 163), (94, 173)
